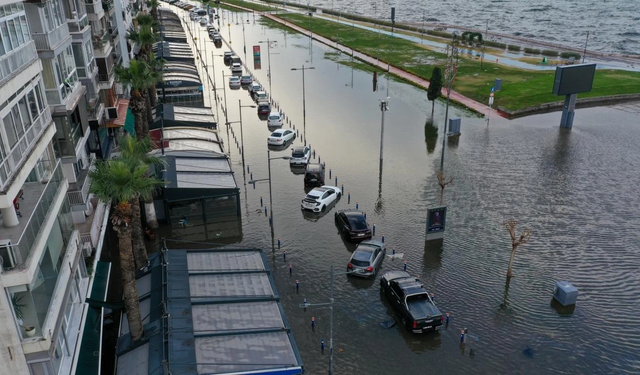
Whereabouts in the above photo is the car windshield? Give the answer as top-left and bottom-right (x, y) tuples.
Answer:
(270, 131), (282, 136)
(306, 193), (320, 200)
(351, 249), (373, 266)
(269, 116), (280, 120)
(347, 214), (368, 230)
(230, 77), (239, 81)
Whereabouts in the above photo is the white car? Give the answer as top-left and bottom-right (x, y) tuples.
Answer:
(199, 17), (207, 26)
(267, 129), (295, 145)
(301, 186), (342, 212)
(231, 62), (242, 74)
(267, 111), (283, 127)
(228, 76), (241, 88)
(290, 146), (311, 165)
(254, 90), (268, 103)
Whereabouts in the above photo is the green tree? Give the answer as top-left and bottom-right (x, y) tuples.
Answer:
(427, 67), (443, 118)
(146, 0), (160, 22)
(89, 158), (162, 342)
(115, 60), (160, 139)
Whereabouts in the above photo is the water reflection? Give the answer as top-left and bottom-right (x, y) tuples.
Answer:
(424, 119), (438, 154)
(423, 238), (443, 271)
(290, 164), (306, 175)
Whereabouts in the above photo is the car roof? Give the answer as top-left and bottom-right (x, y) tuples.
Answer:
(229, 76), (239, 80)
(306, 163), (323, 171)
(256, 90), (266, 94)
(271, 129), (284, 135)
(241, 75), (251, 78)
(310, 187), (330, 193)
(342, 209), (365, 217)
(258, 103), (270, 108)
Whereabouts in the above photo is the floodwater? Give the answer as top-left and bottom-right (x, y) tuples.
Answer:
(305, 0), (640, 55)
(171, 8), (640, 374)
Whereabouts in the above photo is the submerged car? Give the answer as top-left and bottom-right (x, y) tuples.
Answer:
(257, 102), (271, 115)
(240, 75), (253, 85)
(347, 240), (386, 278)
(301, 186), (342, 212)
(267, 111), (283, 127)
(380, 270), (443, 333)
(289, 146), (310, 165)
(304, 163), (325, 187)
(267, 129), (295, 145)
(228, 76), (241, 88)
(335, 209), (372, 241)
(231, 62), (242, 74)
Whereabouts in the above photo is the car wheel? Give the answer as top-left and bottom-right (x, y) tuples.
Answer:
(337, 192), (342, 198)
(321, 205), (326, 212)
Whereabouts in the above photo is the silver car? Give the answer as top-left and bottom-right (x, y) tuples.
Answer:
(347, 240), (386, 278)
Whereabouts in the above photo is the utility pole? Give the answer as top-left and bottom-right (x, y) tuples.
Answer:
(582, 31), (589, 63)
(440, 34), (459, 172)
(291, 65), (315, 146)
(378, 98), (389, 170)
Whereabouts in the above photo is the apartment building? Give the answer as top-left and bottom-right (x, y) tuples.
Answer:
(0, 0), (125, 373)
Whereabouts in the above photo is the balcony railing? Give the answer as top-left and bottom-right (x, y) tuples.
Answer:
(92, 32), (112, 56)
(97, 69), (114, 84)
(0, 161), (65, 271)
(0, 41), (38, 87)
(67, 155), (94, 205)
(0, 107), (52, 190)
(102, 0), (113, 12)
(85, 0), (104, 15)
(68, 15), (89, 33)
(32, 23), (71, 51)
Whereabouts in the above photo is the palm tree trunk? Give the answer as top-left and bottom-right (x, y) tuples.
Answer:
(131, 90), (145, 140)
(112, 205), (144, 342)
(506, 245), (517, 278)
(148, 85), (157, 109)
(140, 89), (151, 138)
(130, 198), (148, 269)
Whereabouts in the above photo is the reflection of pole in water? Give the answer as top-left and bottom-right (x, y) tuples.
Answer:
(375, 159), (384, 214)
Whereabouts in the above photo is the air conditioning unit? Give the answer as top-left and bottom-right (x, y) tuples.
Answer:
(82, 242), (93, 257)
(106, 107), (118, 119)
(0, 240), (16, 270)
(89, 119), (100, 129)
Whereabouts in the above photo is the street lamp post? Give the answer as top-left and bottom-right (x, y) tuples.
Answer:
(227, 101), (256, 174)
(379, 97), (389, 170)
(249, 151), (290, 237)
(291, 65), (315, 146)
(440, 34), (459, 172)
(259, 39), (276, 94)
(221, 71), (230, 126)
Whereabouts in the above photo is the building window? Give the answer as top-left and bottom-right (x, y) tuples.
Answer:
(72, 43), (86, 78)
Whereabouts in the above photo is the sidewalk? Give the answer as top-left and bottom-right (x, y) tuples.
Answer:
(223, 2), (495, 116)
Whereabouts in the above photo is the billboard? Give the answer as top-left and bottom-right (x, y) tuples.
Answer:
(253, 45), (261, 57)
(253, 45), (261, 70)
(426, 207), (447, 234)
(552, 63), (596, 96)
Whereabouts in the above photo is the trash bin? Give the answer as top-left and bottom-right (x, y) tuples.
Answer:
(553, 281), (578, 306)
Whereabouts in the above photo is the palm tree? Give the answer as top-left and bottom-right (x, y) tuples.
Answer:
(126, 24), (159, 63)
(115, 60), (160, 139)
(89, 159), (162, 342)
(120, 135), (164, 232)
(146, 0), (160, 22)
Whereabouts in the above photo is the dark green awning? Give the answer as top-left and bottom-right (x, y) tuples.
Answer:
(124, 108), (135, 136)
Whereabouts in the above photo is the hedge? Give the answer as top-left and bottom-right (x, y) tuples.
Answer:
(508, 44), (521, 51)
(541, 49), (559, 57)
(485, 40), (506, 49)
(560, 52), (581, 60)
(524, 47), (541, 54)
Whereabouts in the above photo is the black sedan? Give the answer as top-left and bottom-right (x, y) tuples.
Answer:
(335, 209), (372, 241)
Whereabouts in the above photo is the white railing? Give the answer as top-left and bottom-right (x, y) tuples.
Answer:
(0, 41), (38, 86)
(85, 0), (103, 15)
(32, 23), (70, 51)
(0, 106), (52, 190)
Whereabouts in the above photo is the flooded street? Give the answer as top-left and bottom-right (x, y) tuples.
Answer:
(170, 8), (640, 374)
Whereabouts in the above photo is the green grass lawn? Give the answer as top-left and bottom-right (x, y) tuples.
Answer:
(216, 0), (278, 12)
(259, 12), (640, 111)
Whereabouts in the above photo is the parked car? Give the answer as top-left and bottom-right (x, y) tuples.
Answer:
(249, 82), (262, 96)
(267, 111), (283, 127)
(184, 4), (194, 9)
(223, 51), (233, 64)
(290, 146), (310, 165)
(240, 75), (253, 85)
(228, 76), (241, 88)
(199, 17), (208, 26)
(380, 270), (443, 333)
(257, 102), (271, 115)
(213, 34), (222, 43)
(304, 163), (325, 187)
(301, 186), (342, 212)
(335, 209), (372, 241)
(267, 129), (295, 145)
(347, 240), (386, 278)
(231, 62), (242, 74)
(254, 90), (268, 103)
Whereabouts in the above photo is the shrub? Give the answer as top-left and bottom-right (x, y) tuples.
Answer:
(524, 48), (541, 54)
(560, 52), (581, 60)
(508, 44), (521, 51)
(541, 49), (559, 56)
(485, 40), (506, 49)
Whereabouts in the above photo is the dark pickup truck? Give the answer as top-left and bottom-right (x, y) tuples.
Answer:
(380, 271), (443, 333)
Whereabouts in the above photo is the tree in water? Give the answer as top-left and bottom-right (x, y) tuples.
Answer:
(503, 219), (532, 279)
(436, 171), (454, 205)
(427, 67), (443, 119)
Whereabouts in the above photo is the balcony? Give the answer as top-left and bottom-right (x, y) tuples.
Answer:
(0, 161), (65, 271)
(67, 156), (94, 206)
(0, 107), (53, 190)
(97, 70), (114, 90)
(109, 26), (119, 39)
(77, 199), (107, 249)
(68, 15), (90, 34)
(102, 0), (114, 12)
(0, 41), (38, 87)
(92, 31), (112, 57)
(32, 23), (71, 52)
(86, 0), (105, 20)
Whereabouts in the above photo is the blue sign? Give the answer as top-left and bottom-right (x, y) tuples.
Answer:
(426, 206), (447, 233)
(490, 87), (495, 92)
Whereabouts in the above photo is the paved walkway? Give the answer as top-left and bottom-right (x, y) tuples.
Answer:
(223, 3), (496, 116)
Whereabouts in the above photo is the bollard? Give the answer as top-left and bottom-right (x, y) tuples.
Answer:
(430, 293), (435, 302)
(278, 237), (281, 248)
(348, 193), (351, 204)
(303, 298), (307, 311)
(296, 279), (300, 293)
(269, 217), (272, 226)
(323, 162), (326, 168)
(313, 149), (316, 158)
(445, 312), (450, 326)
(364, 212), (367, 220)
(289, 263), (293, 276)
(264, 206), (268, 216)
(372, 223), (376, 236)
(321, 339), (325, 352)
(329, 169), (332, 179)
(392, 248), (395, 255)
(341, 184), (344, 194)
(381, 234), (385, 243)
(311, 316), (315, 330)
(335, 177), (338, 186)
(461, 329), (466, 343)
(403, 260), (407, 271)
(260, 196), (263, 206)
(283, 250), (286, 261)
(247, 165), (250, 173)
(318, 156), (321, 164)
(250, 172), (253, 180)
(355, 202), (359, 209)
